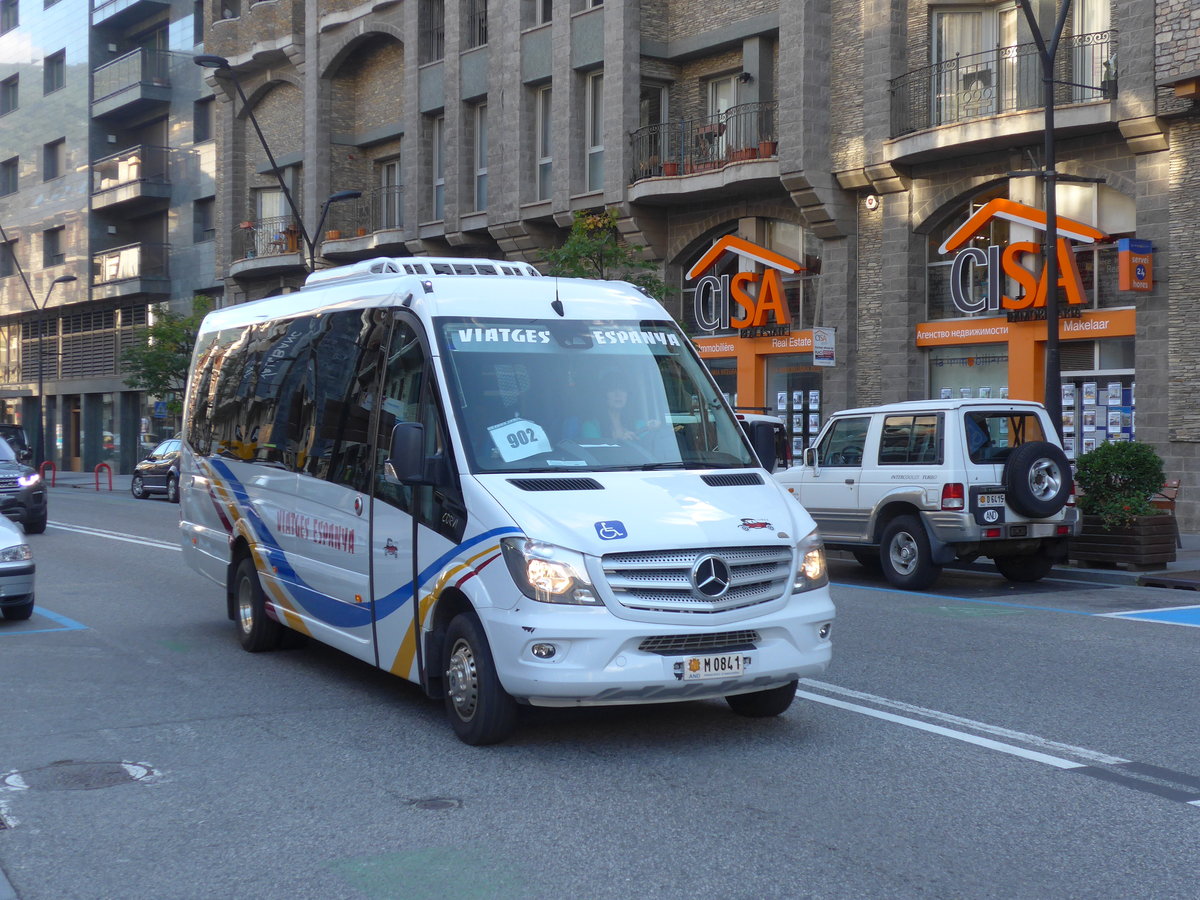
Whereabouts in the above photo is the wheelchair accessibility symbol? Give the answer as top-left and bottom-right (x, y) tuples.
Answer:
(595, 521), (627, 540)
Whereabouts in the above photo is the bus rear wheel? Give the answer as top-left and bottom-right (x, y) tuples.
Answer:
(443, 614), (516, 745)
(234, 557), (284, 652)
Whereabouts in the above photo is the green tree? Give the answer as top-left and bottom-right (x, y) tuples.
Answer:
(121, 296), (211, 414)
(543, 208), (668, 301)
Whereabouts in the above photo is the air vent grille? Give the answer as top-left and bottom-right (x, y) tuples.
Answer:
(702, 472), (764, 487)
(507, 477), (604, 492)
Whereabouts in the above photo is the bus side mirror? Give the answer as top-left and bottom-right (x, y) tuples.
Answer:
(385, 422), (429, 485)
(803, 446), (819, 469)
(747, 421), (778, 473)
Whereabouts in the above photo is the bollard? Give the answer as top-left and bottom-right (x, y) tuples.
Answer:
(94, 462), (113, 491)
(39, 460), (56, 487)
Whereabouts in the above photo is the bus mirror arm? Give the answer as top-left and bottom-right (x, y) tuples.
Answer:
(385, 422), (431, 485)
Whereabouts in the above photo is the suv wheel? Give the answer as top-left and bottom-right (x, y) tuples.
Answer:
(166, 474), (179, 504)
(1004, 441), (1072, 518)
(994, 553), (1055, 583)
(131, 475), (149, 500)
(881, 515), (941, 590)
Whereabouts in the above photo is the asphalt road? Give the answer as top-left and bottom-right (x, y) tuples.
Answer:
(1, 485), (1199, 899)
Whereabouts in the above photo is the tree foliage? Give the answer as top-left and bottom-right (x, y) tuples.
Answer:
(543, 208), (669, 301)
(121, 296), (211, 411)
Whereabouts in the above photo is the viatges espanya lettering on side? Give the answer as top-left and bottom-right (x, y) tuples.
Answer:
(276, 510), (356, 554)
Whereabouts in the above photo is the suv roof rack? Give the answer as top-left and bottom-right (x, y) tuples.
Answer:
(304, 257), (542, 289)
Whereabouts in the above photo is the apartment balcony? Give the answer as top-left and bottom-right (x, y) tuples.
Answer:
(887, 31), (1117, 165)
(628, 103), (781, 206)
(92, 0), (170, 28)
(92, 49), (172, 119)
(91, 242), (170, 299)
(229, 215), (305, 278)
(91, 145), (171, 213)
(208, 0), (305, 64)
(319, 186), (407, 261)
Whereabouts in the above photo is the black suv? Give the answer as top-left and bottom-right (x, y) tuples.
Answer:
(0, 437), (47, 533)
(131, 436), (182, 503)
(0, 424), (32, 462)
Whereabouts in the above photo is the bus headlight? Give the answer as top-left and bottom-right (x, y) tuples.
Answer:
(501, 537), (602, 606)
(794, 530), (828, 592)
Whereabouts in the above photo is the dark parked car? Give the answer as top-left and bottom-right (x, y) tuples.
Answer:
(0, 438), (47, 533)
(0, 424), (32, 462)
(131, 436), (181, 502)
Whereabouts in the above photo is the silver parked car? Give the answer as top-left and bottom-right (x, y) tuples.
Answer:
(0, 514), (35, 621)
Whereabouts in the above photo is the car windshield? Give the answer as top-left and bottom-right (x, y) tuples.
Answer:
(436, 317), (757, 474)
(964, 410), (1048, 463)
(0, 437), (17, 462)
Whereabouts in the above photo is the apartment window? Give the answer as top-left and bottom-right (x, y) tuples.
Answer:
(464, 0), (487, 49)
(419, 0), (445, 64)
(0, 157), (16, 195)
(0, 0), (17, 35)
(585, 72), (604, 193)
(193, 97), (214, 143)
(44, 50), (65, 95)
(42, 226), (64, 267)
(193, 197), (215, 243)
(932, 5), (1019, 124)
(473, 103), (487, 211)
(0, 75), (16, 116)
(534, 0), (551, 25)
(377, 157), (402, 229)
(431, 115), (445, 220)
(42, 138), (65, 181)
(0, 240), (15, 278)
(535, 86), (552, 201)
(193, 0), (203, 44)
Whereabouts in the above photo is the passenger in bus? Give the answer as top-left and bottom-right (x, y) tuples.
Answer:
(571, 375), (661, 443)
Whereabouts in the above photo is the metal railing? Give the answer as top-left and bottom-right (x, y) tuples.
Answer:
(92, 48), (172, 102)
(629, 102), (778, 182)
(890, 30), (1117, 137)
(92, 242), (169, 285)
(91, 145), (169, 193)
(234, 215), (303, 260)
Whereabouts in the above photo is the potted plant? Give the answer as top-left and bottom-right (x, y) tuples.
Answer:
(1070, 440), (1176, 569)
(758, 139), (778, 157)
(326, 229), (342, 240)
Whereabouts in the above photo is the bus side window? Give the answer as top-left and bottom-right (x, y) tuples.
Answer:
(372, 322), (427, 512)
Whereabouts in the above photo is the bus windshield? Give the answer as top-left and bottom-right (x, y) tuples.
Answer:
(436, 317), (757, 473)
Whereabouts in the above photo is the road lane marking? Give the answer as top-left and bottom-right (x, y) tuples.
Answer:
(47, 521), (180, 551)
(797, 681), (1200, 807)
(1100, 604), (1200, 627)
(0, 606), (87, 635)
(800, 679), (1128, 765)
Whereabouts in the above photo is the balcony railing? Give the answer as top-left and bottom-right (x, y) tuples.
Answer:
(629, 102), (778, 183)
(91, 145), (169, 193)
(890, 30), (1117, 137)
(235, 215), (303, 260)
(92, 48), (172, 103)
(92, 242), (169, 285)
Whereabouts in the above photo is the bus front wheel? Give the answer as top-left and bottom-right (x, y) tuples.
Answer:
(443, 614), (517, 746)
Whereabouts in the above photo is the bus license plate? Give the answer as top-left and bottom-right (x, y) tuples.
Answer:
(978, 493), (1006, 507)
(681, 652), (744, 681)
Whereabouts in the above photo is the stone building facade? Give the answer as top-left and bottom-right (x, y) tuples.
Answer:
(200, 0), (1199, 528)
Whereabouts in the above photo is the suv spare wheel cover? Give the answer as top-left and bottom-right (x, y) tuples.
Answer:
(1002, 440), (1072, 518)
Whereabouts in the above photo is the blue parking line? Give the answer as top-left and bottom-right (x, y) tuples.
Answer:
(0, 606), (88, 635)
(1103, 605), (1200, 628)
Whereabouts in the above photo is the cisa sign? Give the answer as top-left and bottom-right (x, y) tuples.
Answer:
(687, 235), (803, 336)
(938, 198), (1107, 319)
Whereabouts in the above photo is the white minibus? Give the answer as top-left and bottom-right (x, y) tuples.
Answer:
(179, 257), (834, 744)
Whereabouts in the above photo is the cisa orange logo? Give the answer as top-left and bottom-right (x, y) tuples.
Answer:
(938, 198), (1107, 316)
(688, 235), (803, 332)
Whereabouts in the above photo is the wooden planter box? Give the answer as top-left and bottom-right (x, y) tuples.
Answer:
(1069, 514), (1178, 570)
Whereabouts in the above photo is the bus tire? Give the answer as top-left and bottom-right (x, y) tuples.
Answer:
(443, 613), (517, 745)
(234, 556), (284, 652)
(726, 680), (798, 718)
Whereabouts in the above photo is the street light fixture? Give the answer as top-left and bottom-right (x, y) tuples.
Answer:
(193, 54), (316, 268)
(34, 274), (77, 468)
(311, 190), (363, 270)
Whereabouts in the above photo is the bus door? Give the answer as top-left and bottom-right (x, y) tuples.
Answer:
(368, 317), (466, 686)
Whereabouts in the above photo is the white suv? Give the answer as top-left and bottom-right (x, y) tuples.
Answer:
(776, 399), (1078, 589)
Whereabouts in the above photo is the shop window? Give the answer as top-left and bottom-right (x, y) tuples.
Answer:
(928, 343), (1008, 401)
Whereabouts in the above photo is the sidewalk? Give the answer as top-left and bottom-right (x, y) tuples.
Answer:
(45, 471), (1200, 590)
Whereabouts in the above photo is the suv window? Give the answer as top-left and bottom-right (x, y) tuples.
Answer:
(879, 414), (941, 465)
(816, 416), (870, 466)
(964, 411), (1048, 463)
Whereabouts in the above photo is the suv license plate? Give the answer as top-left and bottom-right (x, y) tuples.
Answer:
(978, 493), (1006, 507)
(681, 652), (744, 681)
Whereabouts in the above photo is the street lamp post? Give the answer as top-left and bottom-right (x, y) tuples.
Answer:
(194, 55), (362, 272)
(34, 274), (77, 468)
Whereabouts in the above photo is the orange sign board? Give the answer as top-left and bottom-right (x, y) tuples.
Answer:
(689, 235), (804, 332)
